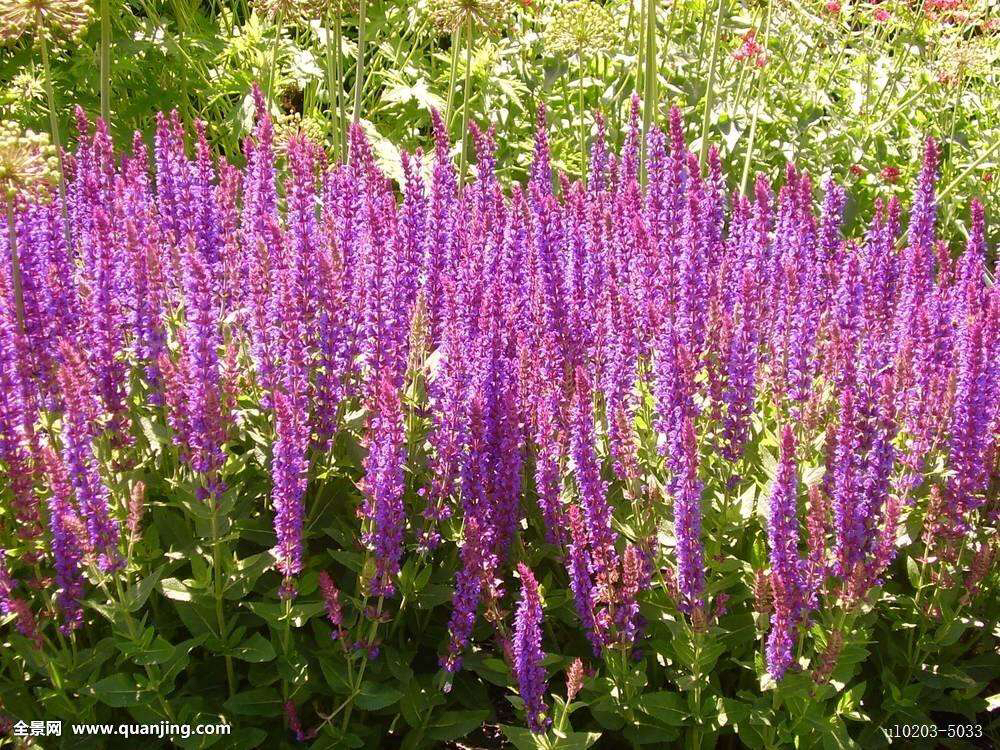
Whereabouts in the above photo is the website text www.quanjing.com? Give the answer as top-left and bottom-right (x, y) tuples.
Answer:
(73, 722), (231, 739)
(6, 720), (232, 740)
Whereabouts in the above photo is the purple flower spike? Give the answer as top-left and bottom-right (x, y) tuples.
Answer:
(513, 563), (550, 734)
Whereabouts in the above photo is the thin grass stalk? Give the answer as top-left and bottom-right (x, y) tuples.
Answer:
(266, 11), (285, 107)
(938, 136), (1000, 204)
(444, 27), (460, 133)
(578, 46), (587, 183)
(359, 17), (429, 118)
(641, 0), (657, 184)
(637, 0), (647, 101)
(739, 0), (772, 194)
(457, 14), (473, 191)
(100, 0), (111, 122)
(336, 16), (347, 162)
(866, 0), (927, 121)
(38, 35), (71, 246)
(352, 0), (367, 127)
(698, 0), (727, 170)
(324, 10), (343, 161)
(4, 199), (24, 334)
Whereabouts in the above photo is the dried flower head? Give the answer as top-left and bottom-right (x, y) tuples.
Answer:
(811, 629), (844, 685)
(545, 0), (618, 57)
(426, 0), (508, 32)
(127, 481), (146, 538)
(565, 658), (584, 702)
(934, 33), (998, 85)
(0, 0), (93, 43)
(273, 111), (327, 152)
(0, 121), (58, 201)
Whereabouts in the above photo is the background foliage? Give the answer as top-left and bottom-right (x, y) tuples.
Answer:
(2, 0), (999, 240)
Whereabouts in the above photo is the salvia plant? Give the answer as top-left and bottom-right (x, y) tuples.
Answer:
(0, 84), (997, 749)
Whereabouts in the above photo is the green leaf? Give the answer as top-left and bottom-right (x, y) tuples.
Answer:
(223, 687), (283, 716)
(355, 682), (403, 711)
(242, 600), (325, 629)
(933, 619), (966, 646)
(160, 577), (195, 602)
(230, 633), (276, 662)
(210, 728), (268, 750)
(91, 673), (147, 707)
(224, 552), (275, 600)
(400, 681), (445, 728)
(551, 732), (603, 750)
(906, 557), (921, 589)
(500, 725), (548, 750)
(124, 565), (166, 611)
(636, 691), (688, 726)
(424, 710), (489, 741)
(134, 635), (176, 665)
(173, 598), (220, 639)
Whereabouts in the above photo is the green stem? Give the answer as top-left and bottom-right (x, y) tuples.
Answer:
(108, 576), (175, 721)
(691, 627), (703, 750)
(457, 14), (474, 191)
(444, 27), (460, 133)
(100, 0), (111, 122)
(866, 0), (926, 124)
(281, 591), (293, 701)
(210, 497), (236, 698)
(352, 0), (367, 129)
(266, 11), (284, 107)
(641, 0), (658, 184)
(324, 11), (337, 154)
(336, 15), (347, 162)
(738, 0), (772, 194)
(341, 596), (384, 732)
(578, 48), (587, 182)
(699, 0), (727, 170)
(38, 34), (70, 246)
(938, 136), (1000, 204)
(637, 0), (647, 104)
(4, 199), (24, 335)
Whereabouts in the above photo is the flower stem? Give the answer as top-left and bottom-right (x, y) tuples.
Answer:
(99, 0), (112, 122)
(641, 0), (657, 184)
(938, 135), (1000, 204)
(266, 11), (284, 108)
(341, 595), (383, 732)
(578, 48), (587, 183)
(699, 0), (727, 171)
(444, 27), (460, 133)
(324, 10), (338, 155)
(739, 0), (772, 194)
(458, 14), (474, 191)
(38, 34), (71, 245)
(352, 0), (367, 129)
(210, 495), (236, 698)
(106, 575), (175, 721)
(335, 14), (346, 162)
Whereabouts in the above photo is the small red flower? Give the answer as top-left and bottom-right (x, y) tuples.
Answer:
(874, 8), (890, 21)
(850, 164), (864, 178)
(983, 172), (994, 184)
(880, 166), (900, 183)
(825, 1), (841, 13)
(733, 29), (767, 67)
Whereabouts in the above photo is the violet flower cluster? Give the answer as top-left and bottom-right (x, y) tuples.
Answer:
(0, 94), (994, 706)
